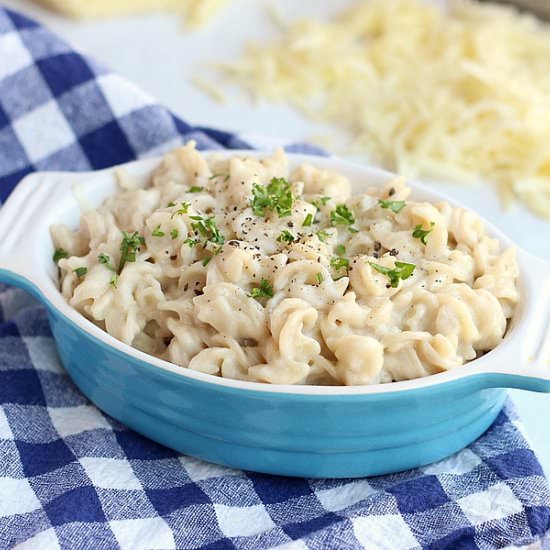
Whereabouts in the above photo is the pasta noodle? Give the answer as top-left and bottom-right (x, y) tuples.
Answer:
(51, 143), (519, 385)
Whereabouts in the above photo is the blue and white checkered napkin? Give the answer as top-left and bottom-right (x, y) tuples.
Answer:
(0, 7), (549, 549)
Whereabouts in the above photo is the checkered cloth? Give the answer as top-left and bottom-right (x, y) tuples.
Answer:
(0, 7), (549, 550)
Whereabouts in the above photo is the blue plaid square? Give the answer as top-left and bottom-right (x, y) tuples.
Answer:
(45, 486), (106, 525)
(34, 141), (90, 172)
(0, 64), (51, 119)
(0, 370), (45, 405)
(79, 119), (135, 169)
(37, 52), (95, 98)
(57, 80), (116, 137)
(16, 438), (75, 477)
(388, 475), (449, 513)
(0, 124), (29, 177)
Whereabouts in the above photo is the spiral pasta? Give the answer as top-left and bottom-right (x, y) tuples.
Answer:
(51, 143), (519, 385)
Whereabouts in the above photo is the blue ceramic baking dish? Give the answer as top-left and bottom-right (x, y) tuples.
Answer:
(0, 152), (548, 478)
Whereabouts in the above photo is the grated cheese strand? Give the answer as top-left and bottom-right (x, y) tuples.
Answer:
(218, 0), (550, 218)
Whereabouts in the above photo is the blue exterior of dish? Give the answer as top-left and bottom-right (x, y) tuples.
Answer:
(2, 269), (549, 478)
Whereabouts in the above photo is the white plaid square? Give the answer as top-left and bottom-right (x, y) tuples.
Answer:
(458, 483), (524, 526)
(96, 74), (154, 118)
(79, 457), (142, 490)
(0, 407), (13, 439)
(180, 455), (240, 482)
(49, 405), (111, 438)
(23, 337), (64, 373)
(352, 514), (419, 550)
(0, 477), (41, 517)
(12, 100), (74, 162)
(423, 448), (482, 476)
(316, 479), (377, 512)
(215, 503), (276, 537)
(270, 541), (309, 550)
(13, 527), (60, 550)
(0, 31), (32, 80)
(110, 517), (175, 550)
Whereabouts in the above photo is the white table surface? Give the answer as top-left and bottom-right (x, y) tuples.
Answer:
(4, 0), (549, 474)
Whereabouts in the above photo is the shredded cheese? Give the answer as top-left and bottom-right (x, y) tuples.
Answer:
(33, 0), (229, 28)
(219, 0), (550, 218)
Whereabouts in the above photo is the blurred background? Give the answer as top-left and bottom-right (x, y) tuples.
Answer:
(3, 0), (549, 470)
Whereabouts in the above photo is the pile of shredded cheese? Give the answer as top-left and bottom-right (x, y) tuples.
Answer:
(219, 0), (550, 217)
(34, 0), (228, 28)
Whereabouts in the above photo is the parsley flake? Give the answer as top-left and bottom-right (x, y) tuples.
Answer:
(190, 215), (225, 245)
(330, 204), (357, 232)
(171, 202), (190, 218)
(277, 230), (295, 244)
(302, 213), (314, 227)
(412, 222), (435, 245)
(188, 186), (203, 193)
(330, 257), (349, 271)
(317, 230), (330, 243)
(250, 278), (274, 299)
(209, 173), (229, 182)
(167, 201), (176, 207)
(53, 248), (68, 264)
(110, 274), (119, 287)
(184, 237), (199, 247)
(311, 196), (331, 209)
(170, 229), (179, 240)
(379, 199), (406, 213)
(336, 244), (346, 255)
(98, 253), (116, 272)
(152, 225), (165, 237)
(119, 231), (145, 272)
(251, 177), (294, 217)
(74, 267), (87, 277)
(368, 261), (416, 288)
(316, 272), (324, 284)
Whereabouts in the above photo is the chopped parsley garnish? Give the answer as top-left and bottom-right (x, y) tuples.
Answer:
(330, 204), (357, 232)
(368, 261), (416, 288)
(316, 272), (324, 284)
(302, 213), (314, 227)
(170, 229), (180, 240)
(330, 257), (349, 271)
(171, 202), (190, 218)
(250, 278), (274, 299)
(53, 248), (68, 264)
(317, 230), (330, 243)
(184, 237), (199, 247)
(98, 253), (116, 272)
(312, 196), (331, 208)
(167, 201), (176, 207)
(336, 244), (346, 255)
(412, 222), (435, 245)
(379, 199), (406, 213)
(119, 231), (145, 272)
(188, 186), (203, 193)
(202, 257), (211, 266)
(110, 274), (118, 287)
(190, 215), (225, 245)
(251, 177), (294, 217)
(152, 225), (165, 237)
(277, 230), (295, 243)
(209, 173), (229, 182)
(74, 267), (87, 277)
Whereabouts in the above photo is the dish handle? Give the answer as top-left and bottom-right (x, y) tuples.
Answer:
(486, 250), (550, 392)
(0, 171), (72, 300)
